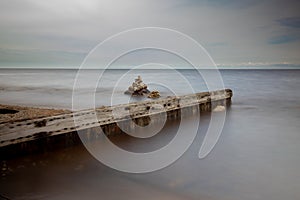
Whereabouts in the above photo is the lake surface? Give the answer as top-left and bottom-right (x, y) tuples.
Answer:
(1, 69), (300, 199)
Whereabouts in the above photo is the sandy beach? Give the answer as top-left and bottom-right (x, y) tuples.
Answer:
(0, 104), (71, 124)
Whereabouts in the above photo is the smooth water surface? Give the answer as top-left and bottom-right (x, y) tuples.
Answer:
(1, 69), (300, 200)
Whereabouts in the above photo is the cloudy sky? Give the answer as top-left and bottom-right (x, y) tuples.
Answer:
(0, 0), (299, 68)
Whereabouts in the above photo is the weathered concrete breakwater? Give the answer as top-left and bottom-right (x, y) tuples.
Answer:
(0, 89), (232, 157)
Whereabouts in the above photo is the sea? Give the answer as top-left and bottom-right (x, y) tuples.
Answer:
(1, 69), (300, 200)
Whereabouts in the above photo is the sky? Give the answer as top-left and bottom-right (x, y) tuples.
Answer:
(0, 0), (299, 68)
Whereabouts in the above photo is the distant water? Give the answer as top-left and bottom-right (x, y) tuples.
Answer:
(1, 69), (300, 200)
(0, 69), (212, 109)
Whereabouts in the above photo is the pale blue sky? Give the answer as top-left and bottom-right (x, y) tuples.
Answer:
(0, 0), (299, 68)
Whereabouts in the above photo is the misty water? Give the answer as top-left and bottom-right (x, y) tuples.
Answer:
(1, 69), (300, 200)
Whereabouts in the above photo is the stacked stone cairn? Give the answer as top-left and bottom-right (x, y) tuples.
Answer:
(124, 75), (150, 96)
(124, 75), (160, 99)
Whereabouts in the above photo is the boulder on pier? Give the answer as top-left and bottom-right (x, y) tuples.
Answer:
(148, 90), (160, 99)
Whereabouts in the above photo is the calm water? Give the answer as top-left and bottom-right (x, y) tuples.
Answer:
(1, 69), (300, 199)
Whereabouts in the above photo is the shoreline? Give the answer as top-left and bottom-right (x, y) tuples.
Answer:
(0, 104), (71, 124)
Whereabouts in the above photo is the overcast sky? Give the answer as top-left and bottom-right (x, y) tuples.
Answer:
(0, 0), (299, 68)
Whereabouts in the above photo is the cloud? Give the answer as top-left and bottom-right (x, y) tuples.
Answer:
(268, 35), (299, 44)
(277, 17), (300, 28)
(206, 42), (228, 47)
(0, 48), (86, 68)
(1, 0), (300, 67)
(180, 0), (261, 9)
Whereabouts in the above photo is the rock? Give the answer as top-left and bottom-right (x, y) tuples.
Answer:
(213, 105), (225, 112)
(148, 90), (160, 99)
(124, 75), (150, 96)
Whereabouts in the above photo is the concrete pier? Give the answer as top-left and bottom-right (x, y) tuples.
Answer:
(0, 89), (232, 156)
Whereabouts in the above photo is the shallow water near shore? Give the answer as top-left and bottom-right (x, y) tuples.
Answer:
(1, 69), (300, 199)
